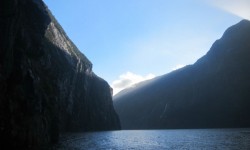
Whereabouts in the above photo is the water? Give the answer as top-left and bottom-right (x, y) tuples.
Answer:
(55, 129), (250, 150)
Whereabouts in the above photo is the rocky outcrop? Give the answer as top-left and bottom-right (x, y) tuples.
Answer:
(0, 0), (120, 149)
(114, 20), (250, 129)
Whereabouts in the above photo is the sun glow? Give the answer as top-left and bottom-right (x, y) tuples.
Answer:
(208, 0), (250, 20)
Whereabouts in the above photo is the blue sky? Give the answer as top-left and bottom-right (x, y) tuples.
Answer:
(43, 0), (249, 95)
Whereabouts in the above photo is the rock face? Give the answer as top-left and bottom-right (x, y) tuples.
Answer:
(114, 20), (250, 129)
(0, 0), (120, 149)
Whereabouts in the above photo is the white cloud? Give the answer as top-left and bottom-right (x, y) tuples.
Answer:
(111, 72), (155, 96)
(207, 0), (250, 20)
(171, 64), (186, 71)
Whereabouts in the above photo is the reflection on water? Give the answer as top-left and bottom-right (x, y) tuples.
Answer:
(55, 129), (250, 150)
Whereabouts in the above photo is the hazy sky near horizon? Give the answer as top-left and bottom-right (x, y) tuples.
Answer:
(43, 0), (249, 95)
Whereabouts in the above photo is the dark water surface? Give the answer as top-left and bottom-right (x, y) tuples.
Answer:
(55, 128), (250, 150)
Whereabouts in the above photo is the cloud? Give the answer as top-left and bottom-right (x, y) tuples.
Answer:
(172, 64), (186, 71)
(111, 72), (155, 96)
(207, 0), (250, 20)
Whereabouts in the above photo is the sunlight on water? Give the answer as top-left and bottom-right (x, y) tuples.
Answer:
(55, 129), (250, 150)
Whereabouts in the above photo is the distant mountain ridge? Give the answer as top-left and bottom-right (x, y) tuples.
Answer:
(114, 20), (250, 129)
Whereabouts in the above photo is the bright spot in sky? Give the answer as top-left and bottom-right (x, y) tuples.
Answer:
(208, 0), (250, 20)
(172, 64), (186, 71)
(111, 72), (155, 95)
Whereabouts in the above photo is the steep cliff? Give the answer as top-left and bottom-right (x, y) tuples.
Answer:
(114, 20), (250, 129)
(0, 0), (120, 149)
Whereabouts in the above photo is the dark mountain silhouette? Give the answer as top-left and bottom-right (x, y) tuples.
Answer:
(0, 0), (120, 149)
(114, 20), (250, 130)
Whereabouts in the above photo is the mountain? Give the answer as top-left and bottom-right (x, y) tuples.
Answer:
(114, 20), (250, 130)
(0, 0), (120, 149)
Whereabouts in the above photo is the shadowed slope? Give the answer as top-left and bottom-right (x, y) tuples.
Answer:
(0, 0), (120, 149)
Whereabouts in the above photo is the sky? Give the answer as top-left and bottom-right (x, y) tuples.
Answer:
(43, 0), (249, 95)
